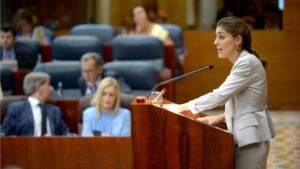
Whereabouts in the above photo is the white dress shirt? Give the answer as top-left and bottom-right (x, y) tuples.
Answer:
(28, 97), (52, 136)
(85, 78), (101, 95)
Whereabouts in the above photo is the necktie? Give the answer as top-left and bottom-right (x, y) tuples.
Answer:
(93, 84), (97, 93)
(38, 103), (47, 136)
(5, 52), (10, 60)
(89, 84), (97, 94)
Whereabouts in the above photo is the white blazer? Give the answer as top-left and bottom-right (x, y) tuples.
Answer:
(188, 50), (276, 147)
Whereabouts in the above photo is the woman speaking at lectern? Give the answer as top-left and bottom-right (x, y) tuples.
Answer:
(164, 17), (275, 169)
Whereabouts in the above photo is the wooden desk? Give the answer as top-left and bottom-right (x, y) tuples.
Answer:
(131, 101), (233, 169)
(1, 137), (132, 169)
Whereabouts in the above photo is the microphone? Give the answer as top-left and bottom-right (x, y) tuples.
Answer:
(150, 65), (213, 93)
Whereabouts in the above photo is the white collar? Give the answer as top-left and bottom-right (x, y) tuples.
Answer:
(28, 96), (41, 106)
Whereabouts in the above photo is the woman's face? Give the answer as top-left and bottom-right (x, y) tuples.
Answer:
(133, 6), (149, 26)
(19, 20), (33, 34)
(214, 26), (240, 60)
(100, 85), (116, 111)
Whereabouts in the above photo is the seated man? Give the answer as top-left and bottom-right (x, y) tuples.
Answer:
(1, 72), (69, 136)
(0, 23), (37, 70)
(78, 52), (131, 96)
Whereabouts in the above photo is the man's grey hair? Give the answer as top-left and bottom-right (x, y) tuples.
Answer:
(23, 72), (50, 96)
(81, 52), (104, 67)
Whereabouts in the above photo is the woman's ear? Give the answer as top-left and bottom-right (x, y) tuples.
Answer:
(235, 35), (243, 47)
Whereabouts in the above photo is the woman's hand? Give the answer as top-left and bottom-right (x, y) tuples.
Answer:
(101, 133), (110, 137)
(197, 114), (225, 126)
(163, 103), (189, 114)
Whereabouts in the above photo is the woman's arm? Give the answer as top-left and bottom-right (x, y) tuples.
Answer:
(81, 110), (93, 137)
(164, 36), (174, 46)
(197, 113), (225, 125)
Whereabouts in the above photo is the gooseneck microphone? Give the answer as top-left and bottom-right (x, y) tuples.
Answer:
(150, 65), (214, 93)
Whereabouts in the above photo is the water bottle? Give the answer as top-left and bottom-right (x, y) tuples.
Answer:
(57, 81), (64, 99)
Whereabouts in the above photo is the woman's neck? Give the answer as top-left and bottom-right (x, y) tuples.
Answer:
(136, 21), (153, 34)
(228, 51), (240, 64)
(21, 31), (31, 37)
(101, 108), (114, 113)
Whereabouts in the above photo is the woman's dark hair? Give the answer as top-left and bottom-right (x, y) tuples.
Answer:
(217, 16), (267, 68)
(130, 5), (156, 22)
(127, 5), (157, 32)
(12, 8), (39, 30)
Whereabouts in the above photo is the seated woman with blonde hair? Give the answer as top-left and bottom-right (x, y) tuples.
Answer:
(129, 5), (174, 46)
(81, 77), (131, 137)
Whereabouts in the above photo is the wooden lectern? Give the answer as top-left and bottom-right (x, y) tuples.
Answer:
(131, 100), (234, 169)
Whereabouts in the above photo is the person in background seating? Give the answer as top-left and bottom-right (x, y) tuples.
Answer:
(81, 77), (131, 137)
(1, 72), (69, 136)
(12, 8), (51, 45)
(129, 5), (174, 46)
(1, 24), (37, 70)
(78, 52), (131, 96)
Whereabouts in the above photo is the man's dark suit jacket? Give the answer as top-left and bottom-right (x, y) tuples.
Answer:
(1, 99), (69, 136)
(0, 44), (37, 70)
(78, 70), (132, 96)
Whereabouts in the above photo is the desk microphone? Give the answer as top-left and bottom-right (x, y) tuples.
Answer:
(150, 65), (214, 94)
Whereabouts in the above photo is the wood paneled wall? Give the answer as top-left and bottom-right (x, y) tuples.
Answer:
(109, 0), (141, 26)
(158, 0), (186, 26)
(283, 0), (300, 31)
(108, 0), (187, 27)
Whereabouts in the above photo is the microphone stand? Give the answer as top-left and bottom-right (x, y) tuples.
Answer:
(149, 65), (214, 95)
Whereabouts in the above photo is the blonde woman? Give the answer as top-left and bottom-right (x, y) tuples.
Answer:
(81, 77), (131, 137)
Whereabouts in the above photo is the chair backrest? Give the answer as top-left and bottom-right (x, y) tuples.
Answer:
(112, 35), (164, 71)
(44, 27), (55, 42)
(0, 67), (13, 96)
(70, 24), (116, 44)
(16, 37), (41, 58)
(52, 35), (103, 61)
(1, 95), (26, 123)
(161, 24), (185, 56)
(103, 61), (157, 95)
(33, 61), (82, 99)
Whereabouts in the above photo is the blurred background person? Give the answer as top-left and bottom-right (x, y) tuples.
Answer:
(12, 8), (52, 45)
(1, 23), (37, 70)
(81, 77), (131, 137)
(78, 52), (131, 96)
(128, 5), (174, 46)
(1, 72), (69, 136)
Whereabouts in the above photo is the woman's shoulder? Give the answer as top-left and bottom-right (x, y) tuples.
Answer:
(152, 23), (167, 32)
(117, 107), (131, 115)
(83, 107), (97, 116)
(240, 51), (263, 68)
